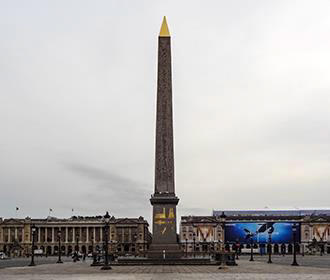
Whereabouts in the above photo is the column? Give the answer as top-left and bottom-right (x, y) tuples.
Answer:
(8, 228), (11, 243)
(38, 227), (41, 243)
(100, 226), (103, 242)
(22, 227), (25, 244)
(73, 227), (75, 242)
(0, 226), (3, 242)
(45, 227), (48, 243)
(52, 227), (55, 243)
(80, 227), (82, 242)
(93, 227), (96, 241)
(15, 227), (18, 240)
(66, 227), (68, 243)
(86, 227), (89, 243)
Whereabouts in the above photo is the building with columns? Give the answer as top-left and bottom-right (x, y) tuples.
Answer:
(214, 209), (330, 255)
(179, 215), (225, 257)
(0, 215), (151, 257)
(180, 213), (330, 256)
(301, 215), (330, 254)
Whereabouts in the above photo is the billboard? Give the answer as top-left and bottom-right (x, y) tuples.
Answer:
(225, 222), (300, 244)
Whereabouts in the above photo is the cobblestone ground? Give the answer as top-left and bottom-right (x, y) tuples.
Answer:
(1, 257), (330, 280)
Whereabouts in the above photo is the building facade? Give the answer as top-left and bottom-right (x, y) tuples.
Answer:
(0, 215), (151, 257)
(214, 209), (330, 255)
(180, 215), (225, 257)
(179, 213), (330, 255)
(301, 215), (330, 254)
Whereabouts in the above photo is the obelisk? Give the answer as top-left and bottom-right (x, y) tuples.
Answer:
(149, 16), (182, 259)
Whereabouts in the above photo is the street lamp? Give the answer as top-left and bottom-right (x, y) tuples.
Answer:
(73, 234), (79, 262)
(249, 236), (254, 262)
(91, 235), (98, 265)
(143, 235), (146, 257)
(91, 235), (94, 254)
(267, 232), (272, 264)
(291, 224), (299, 266)
(133, 233), (137, 257)
(202, 238), (206, 258)
(101, 211), (111, 270)
(28, 224), (36, 266)
(57, 230), (63, 263)
(235, 239), (240, 260)
(193, 233), (196, 258)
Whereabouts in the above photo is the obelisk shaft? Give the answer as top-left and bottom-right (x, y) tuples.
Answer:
(154, 35), (175, 194)
(149, 17), (181, 258)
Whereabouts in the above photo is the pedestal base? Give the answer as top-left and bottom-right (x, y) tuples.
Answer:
(147, 243), (183, 259)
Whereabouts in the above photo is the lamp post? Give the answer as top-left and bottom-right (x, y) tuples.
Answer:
(267, 232), (272, 264)
(185, 238), (188, 258)
(91, 235), (94, 254)
(319, 238), (324, 256)
(235, 239), (240, 260)
(133, 233), (137, 257)
(91, 235), (97, 266)
(211, 241), (215, 259)
(28, 224), (36, 266)
(57, 230), (63, 263)
(291, 224), (299, 266)
(203, 238), (206, 258)
(73, 234), (79, 262)
(193, 233), (196, 258)
(249, 236), (254, 262)
(101, 211), (111, 270)
(144, 237), (146, 257)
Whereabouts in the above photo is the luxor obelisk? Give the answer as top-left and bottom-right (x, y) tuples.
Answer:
(148, 17), (182, 258)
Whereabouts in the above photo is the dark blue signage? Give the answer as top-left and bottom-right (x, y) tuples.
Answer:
(225, 222), (300, 244)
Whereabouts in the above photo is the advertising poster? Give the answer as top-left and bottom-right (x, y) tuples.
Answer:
(225, 222), (300, 244)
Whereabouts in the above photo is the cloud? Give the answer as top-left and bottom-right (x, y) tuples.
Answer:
(64, 162), (151, 218)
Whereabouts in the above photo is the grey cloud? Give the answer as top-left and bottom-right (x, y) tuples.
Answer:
(64, 162), (151, 218)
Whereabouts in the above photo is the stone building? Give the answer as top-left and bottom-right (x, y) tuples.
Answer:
(213, 209), (330, 255)
(301, 215), (330, 254)
(179, 215), (225, 257)
(0, 215), (151, 257)
(180, 213), (330, 255)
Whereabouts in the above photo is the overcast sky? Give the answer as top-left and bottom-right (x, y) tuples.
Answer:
(1, 1), (330, 224)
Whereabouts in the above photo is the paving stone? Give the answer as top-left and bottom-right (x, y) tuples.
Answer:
(1, 256), (330, 280)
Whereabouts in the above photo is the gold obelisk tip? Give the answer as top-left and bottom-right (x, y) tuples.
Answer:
(159, 16), (170, 37)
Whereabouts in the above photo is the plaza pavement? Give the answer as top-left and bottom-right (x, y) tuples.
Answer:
(1, 256), (330, 280)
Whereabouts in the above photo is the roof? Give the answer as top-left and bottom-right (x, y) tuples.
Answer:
(213, 209), (330, 217)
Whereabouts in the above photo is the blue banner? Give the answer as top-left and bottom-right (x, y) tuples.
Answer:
(225, 222), (300, 244)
